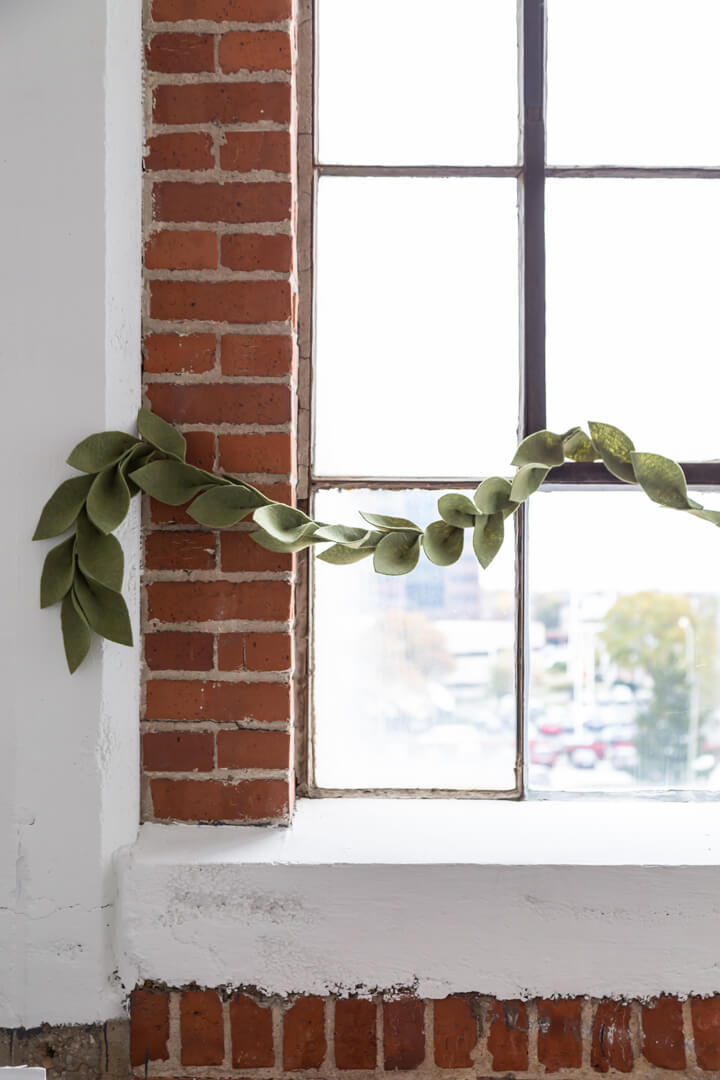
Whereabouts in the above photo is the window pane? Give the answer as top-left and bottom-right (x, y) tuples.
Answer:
(529, 491), (720, 793)
(547, 0), (720, 165)
(313, 489), (517, 791)
(314, 178), (519, 477)
(317, 0), (518, 166)
(546, 179), (720, 461)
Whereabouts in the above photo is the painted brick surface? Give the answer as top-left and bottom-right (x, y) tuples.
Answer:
(143, 0), (297, 824)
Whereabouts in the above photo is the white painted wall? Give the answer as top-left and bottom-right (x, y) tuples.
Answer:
(0, 0), (142, 1027)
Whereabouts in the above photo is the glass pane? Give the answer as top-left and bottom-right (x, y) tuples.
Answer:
(317, 0), (518, 166)
(529, 491), (720, 793)
(313, 489), (517, 791)
(546, 179), (720, 461)
(547, 0), (720, 165)
(314, 178), (519, 477)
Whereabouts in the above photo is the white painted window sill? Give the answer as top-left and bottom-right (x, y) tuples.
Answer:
(116, 799), (720, 999)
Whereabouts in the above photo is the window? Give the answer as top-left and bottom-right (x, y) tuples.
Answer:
(300, 0), (720, 798)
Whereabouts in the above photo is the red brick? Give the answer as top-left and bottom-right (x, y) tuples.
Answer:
(148, 580), (292, 623)
(152, 776), (290, 821)
(185, 430), (217, 470)
(642, 996), (686, 1070)
(220, 130), (291, 173)
(218, 631), (292, 671)
(130, 989), (170, 1067)
(144, 332), (216, 374)
(433, 995), (476, 1069)
(537, 999), (582, 1073)
(146, 32), (214, 73)
(335, 999), (377, 1071)
(145, 530), (216, 571)
(591, 1000), (633, 1074)
(154, 181), (291, 224)
(384, 998), (425, 1071)
(487, 999), (528, 1073)
(180, 989), (224, 1066)
(219, 31), (291, 72)
(145, 679), (292, 724)
(230, 994), (274, 1068)
(152, 0), (292, 21)
(146, 229), (218, 270)
(691, 997), (720, 1070)
(146, 631), (215, 671)
(219, 432), (294, 475)
(220, 530), (292, 573)
(145, 132), (214, 171)
(148, 381), (292, 424)
(150, 279), (292, 324)
(217, 728), (291, 769)
(154, 82), (291, 125)
(143, 730), (215, 772)
(221, 232), (292, 272)
(221, 334), (294, 376)
(283, 997), (326, 1070)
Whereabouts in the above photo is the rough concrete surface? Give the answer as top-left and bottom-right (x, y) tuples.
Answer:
(0, 1021), (129, 1080)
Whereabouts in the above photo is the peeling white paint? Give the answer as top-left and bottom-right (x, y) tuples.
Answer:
(117, 801), (720, 1000)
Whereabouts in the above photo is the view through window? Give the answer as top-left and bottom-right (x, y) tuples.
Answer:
(308, 0), (720, 795)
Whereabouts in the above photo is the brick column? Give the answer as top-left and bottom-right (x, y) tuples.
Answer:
(141, 0), (297, 823)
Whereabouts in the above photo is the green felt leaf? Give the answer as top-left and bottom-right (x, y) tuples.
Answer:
(75, 510), (124, 591)
(630, 452), (693, 510)
(119, 443), (155, 496)
(253, 503), (320, 545)
(422, 521), (464, 566)
(250, 528), (321, 554)
(188, 485), (268, 527)
(66, 431), (139, 473)
(563, 428), (599, 462)
(130, 460), (219, 505)
(74, 572), (133, 646)
(86, 465), (131, 534)
(61, 591), (92, 674)
(33, 474), (94, 540)
(373, 530), (421, 576)
(588, 421), (636, 483)
(137, 407), (187, 461)
(437, 493), (478, 528)
(510, 463), (550, 503)
(313, 524), (369, 544)
(40, 536), (75, 609)
(472, 512), (505, 569)
(359, 512), (422, 533)
(316, 544), (374, 565)
(512, 430), (565, 468)
(689, 507), (720, 526)
(473, 477), (513, 515)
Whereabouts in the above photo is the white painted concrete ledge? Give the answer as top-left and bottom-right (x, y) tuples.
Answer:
(117, 799), (720, 1000)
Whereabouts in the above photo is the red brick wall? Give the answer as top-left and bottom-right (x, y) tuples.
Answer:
(142, 0), (298, 823)
(131, 988), (720, 1075)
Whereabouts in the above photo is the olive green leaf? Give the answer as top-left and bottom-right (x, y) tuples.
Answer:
(373, 531), (421, 576)
(74, 572), (133, 646)
(563, 427), (599, 462)
(187, 485), (268, 527)
(689, 507), (720, 526)
(130, 460), (220, 505)
(512, 430), (565, 468)
(422, 521), (464, 566)
(359, 512), (422, 533)
(437, 493), (478, 528)
(473, 477), (513, 515)
(119, 443), (155, 497)
(250, 528), (322, 554)
(253, 503), (321, 545)
(630, 452), (693, 510)
(472, 512), (505, 569)
(86, 465), (131, 534)
(75, 510), (124, 591)
(313, 524), (370, 544)
(40, 535), (76, 609)
(316, 544), (375, 565)
(61, 591), (92, 674)
(66, 431), (139, 473)
(588, 421), (636, 483)
(33, 474), (94, 540)
(137, 406), (187, 461)
(510, 463), (550, 503)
